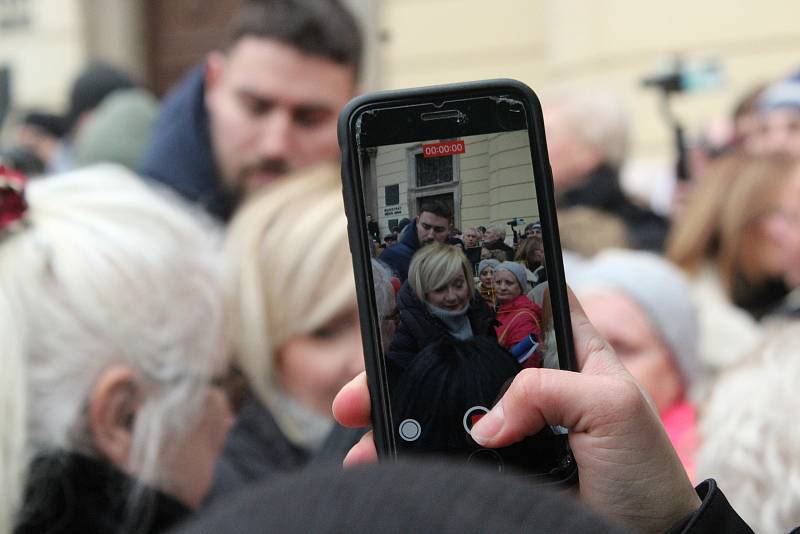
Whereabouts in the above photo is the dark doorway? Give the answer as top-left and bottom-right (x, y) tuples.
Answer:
(144, 0), (243, 96)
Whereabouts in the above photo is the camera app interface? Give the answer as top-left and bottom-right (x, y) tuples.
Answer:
(361, 127), (569, 475)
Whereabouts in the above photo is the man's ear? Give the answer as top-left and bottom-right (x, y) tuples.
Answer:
(205, 51), (226, 104)
(88, 366), (144, 471)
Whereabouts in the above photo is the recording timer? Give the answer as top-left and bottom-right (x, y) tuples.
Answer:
(421, 140), (466, 158)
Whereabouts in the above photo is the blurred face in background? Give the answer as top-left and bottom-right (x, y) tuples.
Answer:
(479, 266), (495, 288)
(416, 212), (450, 245)
(493, 270), (522, 305)
(277, 307), (364, 416)
(463, 229), (480, 247)
(525, 227), (542, 239)
(483, 229), (500, 244)
(743, 193), (793, 281)
(543, 105), (601, 192)
(580, 290), (682, 413)
(205, 37), (356, 197)
(768, 165), (800, 286)
(752, 108), (800, 156)
(425, 270), (470, 311)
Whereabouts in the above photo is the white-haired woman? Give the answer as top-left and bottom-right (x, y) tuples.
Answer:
(212, 165), (365, 499)
(1, 165), (233, 533)
(386, 242), (496, 387)
(697, 324), (800, 532)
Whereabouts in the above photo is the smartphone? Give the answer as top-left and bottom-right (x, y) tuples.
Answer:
(339, 80), (577, 483)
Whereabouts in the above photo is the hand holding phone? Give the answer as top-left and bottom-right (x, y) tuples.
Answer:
(333, 289), (701, 533)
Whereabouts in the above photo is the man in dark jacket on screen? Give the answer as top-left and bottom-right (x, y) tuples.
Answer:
(379, 200), (452, 282)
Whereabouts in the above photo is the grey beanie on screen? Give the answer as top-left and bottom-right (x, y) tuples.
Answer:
(478, 258), (499, 276)
(495, 261), (528, 293)
(569, 249), (700, 387)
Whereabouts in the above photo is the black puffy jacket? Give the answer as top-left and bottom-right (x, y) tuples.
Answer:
(386, 283), (496, 386)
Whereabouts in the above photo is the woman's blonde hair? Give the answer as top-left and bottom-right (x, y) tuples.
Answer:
(1, 165), (223, 530)
(408, 243), (475, 303)
(225, 164), (355, 441)
(667, 153), (797, 292)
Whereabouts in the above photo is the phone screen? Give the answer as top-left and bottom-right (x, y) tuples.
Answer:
(347, 90), (574, 478)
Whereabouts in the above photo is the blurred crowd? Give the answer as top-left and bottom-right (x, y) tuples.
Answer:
(2, 0), (800, 533)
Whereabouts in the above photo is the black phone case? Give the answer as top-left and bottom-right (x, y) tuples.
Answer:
(337, 79), (577, 486)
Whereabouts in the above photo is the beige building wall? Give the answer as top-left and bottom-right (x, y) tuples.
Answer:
(377, 0), (800, 164)
(0, 0), (88, 113)
(460, 135), (490, 230)
(487, 131), (538, 225)
(1, 0), (378, 119)
(371, 131), (538, 237)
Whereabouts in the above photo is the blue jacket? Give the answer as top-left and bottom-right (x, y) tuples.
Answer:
(379, 221), (419, 282)
(138, 66), (237, 221)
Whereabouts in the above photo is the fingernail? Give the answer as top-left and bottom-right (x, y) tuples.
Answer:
(470, 403), (504, 445)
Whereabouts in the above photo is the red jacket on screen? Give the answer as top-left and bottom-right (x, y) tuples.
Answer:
(495, 294), (542, 354)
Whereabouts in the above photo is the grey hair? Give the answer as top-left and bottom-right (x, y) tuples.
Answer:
(697, 323), (800, 533)
(0, 165), (224, 527)
(408, 242), (475, 303)
(372, 259), (395, 351)
(372, 259), (394, 324)
(545, 87), (630, 167)
(486, 223), (507, 240)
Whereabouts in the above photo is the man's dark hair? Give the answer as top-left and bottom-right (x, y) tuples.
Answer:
(227, 0), (363, 77)
(418, 199), (452, 222)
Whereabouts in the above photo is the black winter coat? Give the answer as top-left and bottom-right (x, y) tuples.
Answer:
(14, 452), (190, 534)
(138, 66), (237, 222)
(205, 390), (363, 505)
(378, 222), (420, 282)
(559, 164), (670, 252)
(386, 283), (496, 386)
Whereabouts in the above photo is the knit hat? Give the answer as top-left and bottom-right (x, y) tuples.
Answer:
(65, 62), (136, 134)
(478, 258), (499, 276)
(569, 249), (700, 387)
(525, 220), (542, 233)
(495, 261), (528, 293)
(21, 111), (67, 138)
(758, 74), (800, 113)
(74, 88), (159, 171)
(172, 461), (624, 534)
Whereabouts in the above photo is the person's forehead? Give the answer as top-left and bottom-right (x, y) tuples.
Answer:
(763, 107), (800, 126)
(494, 270), (515, 280)
(224, 37), (356, 108)
(580, 290), (656, 343)
(419, 212), (448, 227)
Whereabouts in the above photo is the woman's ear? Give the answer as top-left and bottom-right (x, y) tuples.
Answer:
(88, 366), (144, 471)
